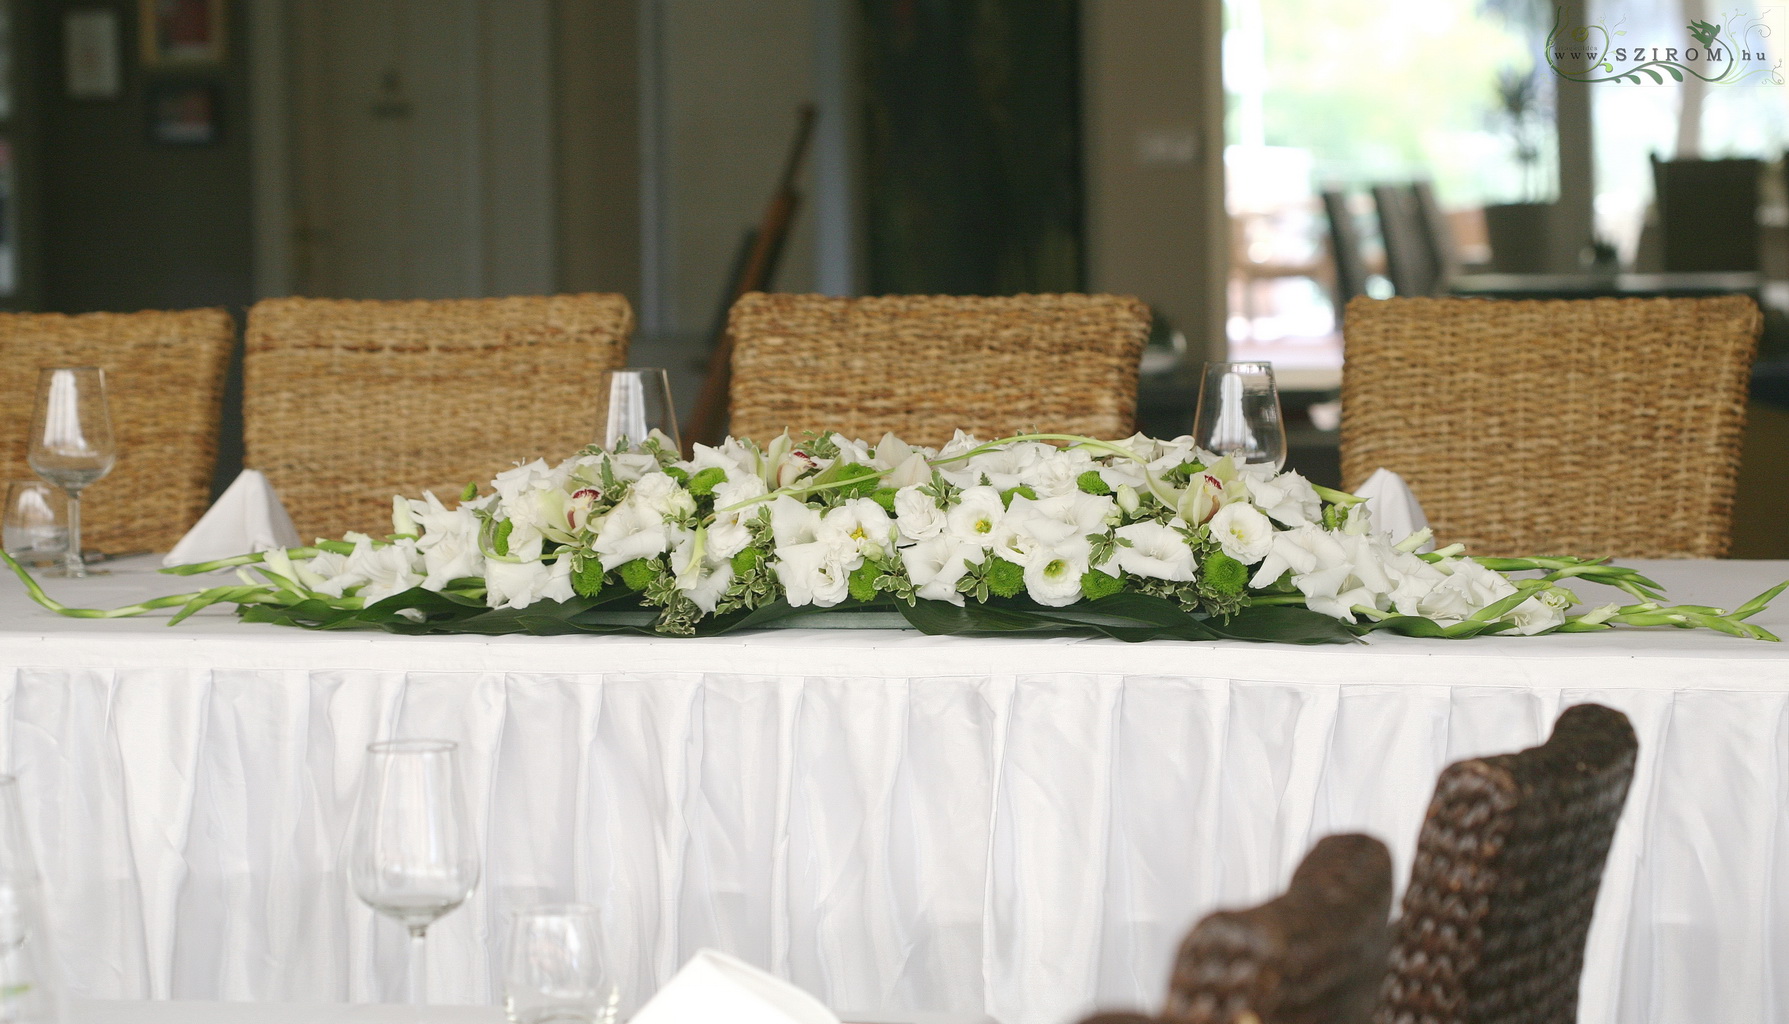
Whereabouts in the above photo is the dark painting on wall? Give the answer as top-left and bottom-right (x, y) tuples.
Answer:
(148, 82), (219, 145)
(859, 0), (1085, 296)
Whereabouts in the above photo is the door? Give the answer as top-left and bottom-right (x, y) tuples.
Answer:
(289, 0), (555, 300)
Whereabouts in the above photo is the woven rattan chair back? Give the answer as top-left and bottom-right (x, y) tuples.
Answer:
(0, 309), (233, 554)
(1076, 834), (1393, 1024)
(1340, 295), (1759, 557)
(1375, 703), (1638, 1024)
(245, 295), (632, 539)
(727, 292), (1151, 447)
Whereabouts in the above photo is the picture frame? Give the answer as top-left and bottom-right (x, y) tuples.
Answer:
(64, 9), (123, 100)
(147, 82), (220, 146)
(139, 0), (225, 67)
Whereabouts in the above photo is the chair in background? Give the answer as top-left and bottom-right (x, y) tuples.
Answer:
(1077, 833), (1393, 1024)
(1376, 704), (1638, 1024)
(1340, 295), (1760, 556)
(1321, 189), (1371, 321)
(0, 309), (233, 553)
(1371, 184), (1439, 297)
(726, 292), (1150, 446)
(244, 294), (632, 539)
(1410, 181), (1461, 288)
(1651, 154), (1762, 272)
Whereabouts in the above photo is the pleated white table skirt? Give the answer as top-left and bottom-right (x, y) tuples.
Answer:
(1, 559), (1785, 1024)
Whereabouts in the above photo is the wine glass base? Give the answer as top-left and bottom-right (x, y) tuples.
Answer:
(41, 565), (108, 578)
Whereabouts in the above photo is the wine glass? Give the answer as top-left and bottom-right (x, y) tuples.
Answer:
(27, 367), (116, 578)
(504, 904), (621, 1024)
(3, 483), (67, 568)
(349, 739), (480, 1004)
(1192, 361), (1287, 470)
(0, 776), (62, 1024)
(601, 368), (679, 453)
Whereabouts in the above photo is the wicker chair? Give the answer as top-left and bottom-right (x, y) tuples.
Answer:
(1078, 833), (1394, 1024)
(1375, 703), (1638, 1024)
(244, 295), (632, 539)
(1340, 295), (1760, 557)
(0, 309), (233, 553)
(726, 292), (1151, 447)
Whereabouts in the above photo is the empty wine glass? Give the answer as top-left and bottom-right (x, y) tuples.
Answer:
(2, 483), (67, 568)
(27, 367), (116, 578)
(349, 739), (480, 1004)
(0, 776), (62, 1024)
(504, 904), (621, 1024)
(602, 368), (679, 453)
(1192, 361), (1286, 470)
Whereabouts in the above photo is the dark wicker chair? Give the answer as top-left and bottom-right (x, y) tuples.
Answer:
(1375, 703), (1639, 1024)
(1079, 833), (1394, 1024)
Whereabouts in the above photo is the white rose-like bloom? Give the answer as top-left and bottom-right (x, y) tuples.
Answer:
(946, 486), (1006, 548)
(1096, 461), (1150, 492)
(1028, 447), (1098, 498)
(493, 459), (565, 506)
(632, 472), (696, 519)
(818, 498), (896, 560)
(1112, 521), (1198, 581)
(704, 517), (753, 561)
(711, 475), (768, 525)
(1024, 538), (1091, 607)
(1503, 589), (1571, 635)
(893, 486), (947, 541)
(485, 556), (575, 610)
(592, 496), (670, 570)
(900, 536), (971, 605)
(775, 541), (854, 608)
(1209, 501), (1276, 565)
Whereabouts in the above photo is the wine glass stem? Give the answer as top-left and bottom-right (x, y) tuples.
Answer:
(408, 926), (428, 1005)
(62, 490), (85, 578)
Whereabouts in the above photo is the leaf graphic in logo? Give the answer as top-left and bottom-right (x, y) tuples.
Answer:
(1688, 19), (1721, 48)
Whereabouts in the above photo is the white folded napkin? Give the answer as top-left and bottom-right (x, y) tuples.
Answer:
(163, 469), (303, 567)
(630, 950), (840, 1024)
(1352, 468), (1432, 550)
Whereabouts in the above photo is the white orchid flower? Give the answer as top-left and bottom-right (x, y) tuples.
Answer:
(900, 535), (972, 605)
(1208, 502), (1275, 565)
(1113, 521), (1199, 581)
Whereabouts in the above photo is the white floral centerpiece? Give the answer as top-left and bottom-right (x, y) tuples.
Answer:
(7, 431), (1782, 643)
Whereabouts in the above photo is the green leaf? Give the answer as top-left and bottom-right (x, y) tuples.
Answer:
(999, 485), (1037, 508)
(492, 519), (514, 557)
(1076, 471), (1112, 495)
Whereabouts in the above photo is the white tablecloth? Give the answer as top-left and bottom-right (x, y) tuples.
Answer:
(1, 559), (1785, 1024)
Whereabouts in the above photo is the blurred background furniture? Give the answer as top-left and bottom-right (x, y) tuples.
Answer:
(0, 309), (232, 553)
(1372, 184), (1441, 297)
(1341, 295), (1760, 557)
(726, 292), (1150, 446)
(1450, 271), (1763, 299)
(244, 295), (633, 539)
(1378, 704), (1637, 1024)
(1652, 155), (1762, 273)
(1321, 190), (1370, 320)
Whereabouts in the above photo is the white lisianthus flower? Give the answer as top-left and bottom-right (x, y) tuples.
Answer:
(818, 498), (896, 560)
(705, 517), (753, 561)
(1024, 538), (1091, 607)
(1112, 521), (1199, 581)
(946, 486), (1006, 549)
(632, 472), (696, 519)
(485, 556), (575, 610)
(966, 441), (1047, 491)
(592, 497), (670, 570)
(900, 536), (971, 605)
(987, 520), (1038, 566)
(1004, 492), (1117, 548)
(774, 541), (854, 608)
(408, 492), (485, 590)
(711, 475), (769, 527)
(893, 486), (947, 541)
(603, 451), (663, 483)
(1209, 502), (1276, 565)
(1503, 589), (1571, 635)
(873, 432), (917, 468)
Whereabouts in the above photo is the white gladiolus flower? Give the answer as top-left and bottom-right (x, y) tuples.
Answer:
(901, 535), (971, 605)
(1024, 538), (1091, 607)
(592, 497), (670, 570)
(1097, 462), (1150, 491)
(873, 432), (917, 468)
(1248, 524), (1335, 589)
(1503, 589), (1571, 635)
(884, 451), (933, 489)
(894, 486), (947, 541)
(485, 556), (575, 610)
(769, 494), (824, 548)
(774, 541), (854, 608)
(407, 493), (484, 590)
(1112, 521), (1198, 581)
(1209, 502), (1276, 565)
(830, 433), (874, 465)
(1416, 559), (1517, 625)
(670, 529), (734, 613)
(292, 548), (350, 591)
(392, 495), (419, 537)
(689, 439), (760, 483)
(946, 486), (1006, 548)
(818, 498), (896, 560)
(316, 536), (425, 604)
(1241, 468), (1322, 527)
